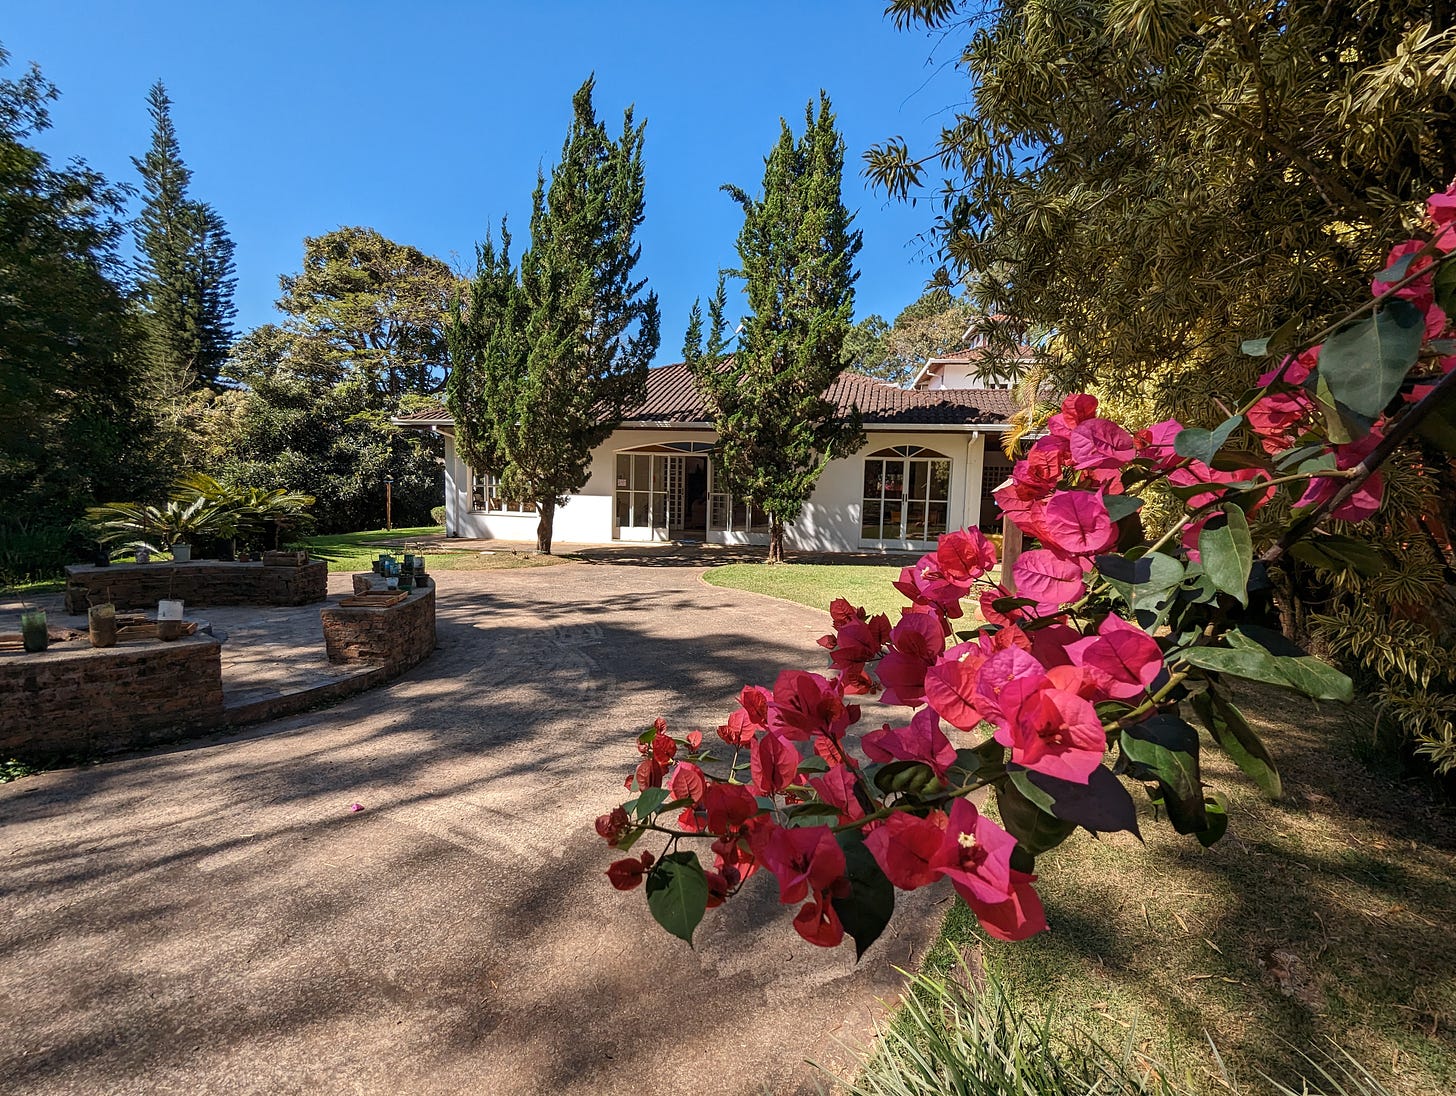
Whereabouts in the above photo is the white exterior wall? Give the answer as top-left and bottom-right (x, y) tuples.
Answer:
(435, 425), (1000, 553)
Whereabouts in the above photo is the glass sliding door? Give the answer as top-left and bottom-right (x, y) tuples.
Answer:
(861, 446), (952, 545)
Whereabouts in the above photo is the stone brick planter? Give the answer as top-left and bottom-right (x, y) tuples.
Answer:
(0, 635), (224, 764)
(65, 560), (328, 614)
(322, 579), (436, 673)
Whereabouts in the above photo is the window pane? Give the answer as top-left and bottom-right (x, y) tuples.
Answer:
(731, 496), (747, 530)
(908, 461), (930, 503)
(748, 505), (770, 533)
(634, 454), (650, 489)
(651, 491), (667, 526)
(926, 502), (949, 538)
(883, 461), (904, 498)
(929, 460), (950, 501)
(863, 460), (883, 498)
(616, 491), (632, 528)
(616, 454), (630, 489)
(907, 501), (927, 540)
(861, 500), (881, 539)
(709, 494), (729, 530)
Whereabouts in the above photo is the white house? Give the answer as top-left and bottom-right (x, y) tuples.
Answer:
(396, 363), (1018, 553)
(911, 344), (1035, 392)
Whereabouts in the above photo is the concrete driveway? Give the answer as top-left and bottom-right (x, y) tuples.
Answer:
(0, 563), (940, 1096)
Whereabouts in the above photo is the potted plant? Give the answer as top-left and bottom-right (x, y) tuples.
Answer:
(88, 602), (117, 648)
(20, 607), (47, 653)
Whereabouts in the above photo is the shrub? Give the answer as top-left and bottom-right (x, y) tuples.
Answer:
(0, 517), (81, 584)
(430, 505), (446, 527)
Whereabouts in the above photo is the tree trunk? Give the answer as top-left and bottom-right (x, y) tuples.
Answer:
(536, 499), (556, 555)
(767, 519), (785, 564)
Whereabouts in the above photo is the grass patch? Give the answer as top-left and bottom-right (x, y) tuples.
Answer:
(299, 526), (563, 575)
(917, 681), (1456, 1095)
(704, 562), (908, 618)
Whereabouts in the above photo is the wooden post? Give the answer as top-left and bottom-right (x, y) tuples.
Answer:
(1000, 514), (1023, 591)
(385, 476), (394, 531)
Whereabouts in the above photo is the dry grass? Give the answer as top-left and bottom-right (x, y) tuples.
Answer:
(926, 683), (1456, 1094)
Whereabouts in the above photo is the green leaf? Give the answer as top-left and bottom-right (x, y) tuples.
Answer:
(1197, 505), (1253, 606)
(1195, 792), (1229, 848)
(1241, 337), (1270, 357)
(833, 828), (896, 960)
(1180, 628), (1354, 702)
(1173, 415), (1243, 466)
(1376, 252), (1417, 282)
(1414, 375), (1456, 454)
(645, 851), (708, 946)
(786, 802), (845, 826)
(1431, 257), (1456, 317)
(1120, 715), (1207, 835)
(1102, 493), (1144, 523)
(1189, 688), (1282, 798)
(632, 787), (670, 819)
(995, 780), (1077, 857)
(1309, 371), (1356, 445)
(1009, 765), (1140, 837)
(1288, 533), (1388, 578)
(1316, 298), (1424, 418)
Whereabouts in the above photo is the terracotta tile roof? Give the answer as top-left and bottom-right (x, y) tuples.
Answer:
(394, 362), (1020, 429)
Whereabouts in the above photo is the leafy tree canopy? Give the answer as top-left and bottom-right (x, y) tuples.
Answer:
(447, 76), (660, 553)
(277, 226), (458, 403)
(689, 94), (865, 561)
(868, 0), (1456, 425)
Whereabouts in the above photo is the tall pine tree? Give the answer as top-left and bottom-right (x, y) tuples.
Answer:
(688, 93), (863, 563)
(447, 76), (660, 554)
(133, 81), (236, 388)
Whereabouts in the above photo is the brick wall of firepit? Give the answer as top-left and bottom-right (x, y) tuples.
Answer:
(65, 561), (328, 613)
(321, 580), (436, 672)
(0, 635), (224, 764)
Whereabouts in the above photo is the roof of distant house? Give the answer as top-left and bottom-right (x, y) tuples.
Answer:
(394, 361), (1022, 429)
(910, 343), (1037, 390)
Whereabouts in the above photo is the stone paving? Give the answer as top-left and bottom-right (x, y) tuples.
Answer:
(0, 562), (941, 1096)
(2, 575), (373, 714)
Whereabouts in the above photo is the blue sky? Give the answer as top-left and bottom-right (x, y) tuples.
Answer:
(6, 2), (966, 363)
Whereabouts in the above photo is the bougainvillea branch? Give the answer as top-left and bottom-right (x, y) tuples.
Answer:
(596, 184), (1456, 956)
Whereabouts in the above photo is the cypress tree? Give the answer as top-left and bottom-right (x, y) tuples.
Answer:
(447, 75), (660, 554)
(688, 93), (864, 563)
(133, 81), (236, 388)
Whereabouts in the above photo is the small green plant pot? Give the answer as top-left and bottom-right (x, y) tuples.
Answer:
(20, 610), (48, 653)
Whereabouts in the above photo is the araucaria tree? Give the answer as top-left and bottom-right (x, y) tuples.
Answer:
(688, 93), (864, 563)
(446, 76), (660, 554)
(133, 81), (237, 388)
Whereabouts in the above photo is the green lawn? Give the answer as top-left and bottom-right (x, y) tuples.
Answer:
(704, 562), (909, 619)
(299, 526), (563, 575)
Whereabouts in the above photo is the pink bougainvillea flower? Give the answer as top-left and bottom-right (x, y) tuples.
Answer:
(865, 809), (948, 890)
(1430, 185), (1456, 251)
(1012, 549), (1088, 610)
(936, 528), (999, 583)
(1038, 490), (1119, 559)
(1247, 390), (1317, 454)
(877, 612), (947, 706)
(595, 806), (631, 845)
(1295, 430), (1384, 522)
(759, 824), (846, 906)
(1047, 393), (1099, 437)
(719, 684), (772, 746)
(750, 731), (800, 795)
(924, 638), (1005, 729)
(348, 803), (365, 813)
(808, 764), (864, 824)
(668, 761), (708, 805)
(893, 554), (971, 619)
(861, 706), (957, 776)
(769, 670), (858, 742)
(1068, 417), (1137, 471)
(792, 892), (846, 947)
(978, 583), (1031, 626)
(701, 782), (760, 835)
(972, 645), (1045, 727)
(606, 850), (655, 891)
(1257, 345), (1320, 388)
(1013, 435), (1073, 497)
(929, 797), (1015, 906)
(829, 598), (867, 628)
(1133, 418), (1185, 471)
(997, 676), (1107, 783)
(1071, 612), (1164, 700)
(969, 869), (1049, 941)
